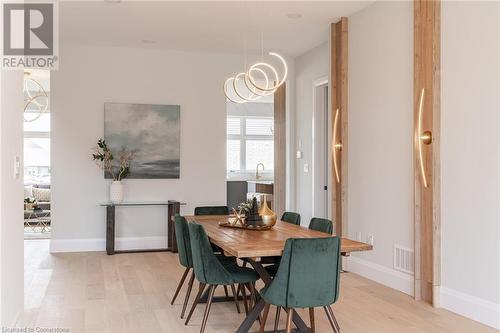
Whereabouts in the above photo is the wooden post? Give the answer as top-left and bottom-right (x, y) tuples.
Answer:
(330, 18), (348, 237)
(414, 0), (441, 305)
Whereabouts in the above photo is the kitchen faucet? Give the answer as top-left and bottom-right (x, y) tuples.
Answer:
(256, 163), (265, 179)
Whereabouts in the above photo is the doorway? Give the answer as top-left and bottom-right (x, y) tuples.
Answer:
(23, 69), (51, 240)
(312, 77), (331, 219)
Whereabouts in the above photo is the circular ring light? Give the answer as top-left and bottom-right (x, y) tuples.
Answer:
(247, 61), (280, 92)
(232, 72), (262, 102)
(223, 77), (247, 104)
(24, 77), (49, 122)
(244, 67), (276, 97)
(223, 52), (288, 103)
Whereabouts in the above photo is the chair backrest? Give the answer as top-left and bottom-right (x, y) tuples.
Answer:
(281, 211), (301, 225)
(263, 237), (341, 308)
(187, 222), (233, 285)
(174, 214), (193, 268)
(309, 217), (334, 235)
(194, 206), (230, 216)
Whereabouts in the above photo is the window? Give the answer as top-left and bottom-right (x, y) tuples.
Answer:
(226, 102), (274, 176)
(24, 70), (50, 185)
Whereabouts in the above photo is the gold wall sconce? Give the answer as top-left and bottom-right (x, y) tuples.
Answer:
(333, 108), (342, 183)
(417, 88), (433, 188)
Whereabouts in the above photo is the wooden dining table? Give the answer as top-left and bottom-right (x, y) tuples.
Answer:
(185, 215), (373, 333)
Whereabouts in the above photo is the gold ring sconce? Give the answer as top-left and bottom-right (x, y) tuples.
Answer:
(333, 108), (342, 183)
(417, 88), (433, 188)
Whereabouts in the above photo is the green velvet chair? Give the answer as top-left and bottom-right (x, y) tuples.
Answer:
(281, 211), (301, 225)
(259, 237), (342, 333)
(185, 222), (260, 333)
(309, 217), (334, 235)
(193, 205), (228, 259)
(194, 206), (229, 216)
(260, 212), (302, 267)
(171, 215), (238, 320)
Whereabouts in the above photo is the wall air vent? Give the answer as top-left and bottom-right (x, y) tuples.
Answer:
(394, 244), (414, 275)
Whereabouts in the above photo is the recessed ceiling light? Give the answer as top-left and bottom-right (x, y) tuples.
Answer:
(287, 13), (302, 19)
(104, 0), (122, 3)
(142, 39), (157, 44)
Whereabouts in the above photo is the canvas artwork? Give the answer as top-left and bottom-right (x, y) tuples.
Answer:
(104, 103), (180, 179)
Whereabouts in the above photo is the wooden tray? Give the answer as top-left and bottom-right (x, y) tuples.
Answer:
(218, 221), (273, 231)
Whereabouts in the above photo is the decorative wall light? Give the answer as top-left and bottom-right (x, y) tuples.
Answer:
(417, 88), (433, 188)
(24, 72), (49, 122)
(223, 52), (288, 104)
(332, 108), (342, 183)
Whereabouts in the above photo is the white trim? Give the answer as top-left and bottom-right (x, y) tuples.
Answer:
(50, 236), (167, 253)
(439, 286), (500, 330)
(346, 256), (414, 296)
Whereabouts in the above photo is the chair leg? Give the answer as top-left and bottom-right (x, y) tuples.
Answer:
(324, 306), (340, 333)
(171, 267), (190, 305)
(200, 285), (216, 333)
(230, 284), (241, 313)
(309, 308), (315, 333)
(180, 271), (195, 319)
(224, 285), (229, 297)
(259, 303), (270, 333)
(240, 283), (249, 315)
(326, 305), (341, 332)
(185, 282), (206, 325)
(285, 308), (294, 333)
(273, 306), (281, 332)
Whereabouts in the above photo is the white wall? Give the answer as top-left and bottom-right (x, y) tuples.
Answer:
(440, 1), (500, 328)
(293, 42), (329, 224)
(346, 1), (414, 295)
(51, 44), (259, 251)
(0, 70), (24, 326)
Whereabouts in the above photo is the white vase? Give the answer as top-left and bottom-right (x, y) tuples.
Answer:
(110, 181), (124, 204)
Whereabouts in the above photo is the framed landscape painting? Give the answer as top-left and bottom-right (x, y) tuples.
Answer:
(104, 103), (180, 179)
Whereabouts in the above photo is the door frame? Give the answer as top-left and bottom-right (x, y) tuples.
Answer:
(311, 76), (330, 219)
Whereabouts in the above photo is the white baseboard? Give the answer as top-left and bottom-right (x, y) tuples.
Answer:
(50, 236), (168, 253)
(439, 286), (500, 330)
(346, 256), (414, 296)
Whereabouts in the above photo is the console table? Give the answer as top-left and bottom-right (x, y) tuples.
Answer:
(100, 201), (186, 255)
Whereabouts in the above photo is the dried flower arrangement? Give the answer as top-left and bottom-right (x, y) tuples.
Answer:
(92, 138), (134, 181)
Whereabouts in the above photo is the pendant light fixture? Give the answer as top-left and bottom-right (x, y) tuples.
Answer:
(24, 72), (49, 122)
(223, 52), (288, 104)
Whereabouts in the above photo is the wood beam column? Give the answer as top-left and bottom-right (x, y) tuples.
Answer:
(414, 0), (441, 305)
(330, 18), (348, 237)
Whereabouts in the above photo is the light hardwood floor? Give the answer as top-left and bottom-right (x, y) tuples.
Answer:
(20, 240), (497, 333)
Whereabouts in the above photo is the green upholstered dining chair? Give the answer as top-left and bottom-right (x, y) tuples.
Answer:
(194, 206), (229, 216)
(171, 215), (238, 320)
(260, 212), (302, 267)
(258, 237), (342, 333)
(281, 211), (301, 225)
(309, 217), (334, 235)
(185, 222), (260, 333)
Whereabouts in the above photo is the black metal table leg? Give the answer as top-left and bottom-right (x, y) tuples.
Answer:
(106, 205), (115, 255)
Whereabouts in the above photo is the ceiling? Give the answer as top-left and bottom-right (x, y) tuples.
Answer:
(60, 1), (374, 57)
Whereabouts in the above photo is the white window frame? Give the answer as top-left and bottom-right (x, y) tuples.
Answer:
(227, 115), (274, 179)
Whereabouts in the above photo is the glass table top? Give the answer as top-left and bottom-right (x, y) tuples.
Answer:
(99, 201), (186, 207)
